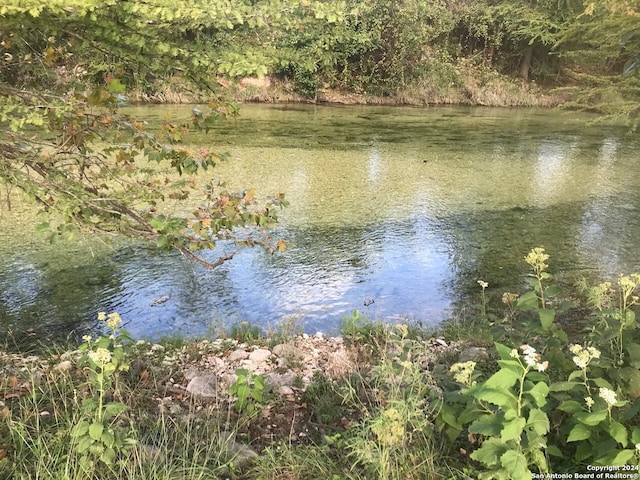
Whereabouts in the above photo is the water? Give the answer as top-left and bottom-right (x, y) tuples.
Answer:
(2, 104), (640, 346)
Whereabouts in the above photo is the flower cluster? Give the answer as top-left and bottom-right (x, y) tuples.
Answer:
(585, 396), (595, 410)
(450, 361), (477, 386)
(598, 387), (618, 407)
(477, 280), (489, 289)
(98, 311), (122, 330)
(502, 292), (519, 306)
(514, 344), (548, 372)
(569, 344), (601, 370)
(88, 347), (112, 365)
(525, 247), (550, 274)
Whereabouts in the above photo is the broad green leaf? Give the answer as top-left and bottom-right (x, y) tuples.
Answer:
(483, 368), (520, 390)
(72, 420), (90, 437)
(558, 400), (585, 413)
(538, 308), (555, 330)
(527, 382), (549, 408)
(500, 451), (531, 480)
(495, 342), (515, 361)
(100, 446), (116, 465)
(545, 284), (562, 297)
(89, 422), (104, 441)
(608, 420), (628, 446)
(547, 445), (563, 457)
(470, 437), (509, 467)
(77, 435), (95, 453)
(567, 423), (591, 442)
(103, 402), (127, 421)
(474, 387), (519, 410)
(549, 381), (580, 392)
(527, 408), (550, 435)
(516, 291), (539, 311)
(575, 410), (607, 426)
(469, 415), (503, 436)
(501, 416), (526, 442)
(595, 449), (636, 466)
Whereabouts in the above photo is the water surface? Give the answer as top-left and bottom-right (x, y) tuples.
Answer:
(2, 105), (639, 346)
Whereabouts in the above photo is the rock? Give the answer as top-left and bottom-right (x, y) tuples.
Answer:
(279, 385), (295, 396)
(272, 343), (305, 362)
(53, 360), (73, 372)
(458, 346), (489, 363)
(268, 372), (297, 387)
(228, 349), (249, 362)
(186, 374), (218, 399)
(248, 348), (271, 364)
(219, 431), (259, 468)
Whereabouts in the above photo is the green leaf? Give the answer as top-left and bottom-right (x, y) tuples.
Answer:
(474, 387), (519, 410)
(469, 415), (503, 436)
(501, 416), (526, 442)
(567, 423), (591, 442)
(89, 422), (104, 441)
(77, 435), (95, 453)
(500, 451), (531, 480)
(483, 368), (521, 390)
(495, 342), (515, 361)
(527, 408), (550, 435)
(596, 449), (636, 466)
(608, 421), (628, 446)
(527, 382), (549, 408)
(575, 410), (607, 426)
(100, 446), (116, 465)
(538, 308), (555, 330)
(72, 420), (90, 437)
(549, 381), (580, 392)
(516, 291), (539, 311)
(469, 437), (509, 467)
(103, 402), (127, 421)
(547, 445), (564, 457)
(545, 284), (562, 297)
(101, 429), (115, 448)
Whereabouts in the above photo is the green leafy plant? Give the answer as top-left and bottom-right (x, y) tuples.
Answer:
(72, 312), (137, 472)
(435, 248), (640, 476)
(228, 368), (267, 415)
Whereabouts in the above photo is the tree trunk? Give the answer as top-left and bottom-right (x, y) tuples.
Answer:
(519, 46), (533, 82)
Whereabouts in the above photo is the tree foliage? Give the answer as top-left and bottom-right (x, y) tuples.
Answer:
(0, 1), (354, 267)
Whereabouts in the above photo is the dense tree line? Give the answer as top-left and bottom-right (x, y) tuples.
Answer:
(1, 0), (639, 100)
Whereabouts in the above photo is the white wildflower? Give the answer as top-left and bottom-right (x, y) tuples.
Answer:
(599, 387), (618, 406)
(88, 348), (112, 364)
(536, 361), (549, 372)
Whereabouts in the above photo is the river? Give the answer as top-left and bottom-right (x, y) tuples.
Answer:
(2, 104), (639, 347)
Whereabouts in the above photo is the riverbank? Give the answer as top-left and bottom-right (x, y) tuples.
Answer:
(2, 252), (640, 479)
(130, 71), (566, 108)
(0, 319), (467, 479)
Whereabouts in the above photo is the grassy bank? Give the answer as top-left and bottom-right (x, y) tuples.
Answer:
(2, 247), (640, 479)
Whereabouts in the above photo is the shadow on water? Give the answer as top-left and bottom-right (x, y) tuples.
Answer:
(3, 191), (640, 350)
(2, 105), (640, 350)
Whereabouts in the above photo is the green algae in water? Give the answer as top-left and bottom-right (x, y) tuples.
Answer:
(1, 105), (640, 347)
